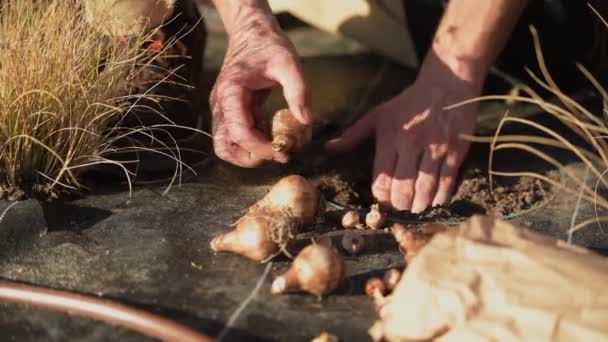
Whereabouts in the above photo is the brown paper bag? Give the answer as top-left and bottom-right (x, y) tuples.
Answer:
(371, 215), (608, 341)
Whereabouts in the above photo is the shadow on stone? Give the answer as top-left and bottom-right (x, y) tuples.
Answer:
(41, 202), (112, 232)
(113, 296), (274, 342)
(0, 200), (47, 258)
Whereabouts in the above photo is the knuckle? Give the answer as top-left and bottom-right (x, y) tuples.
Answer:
(373, 174), (391, 189)
(232, 61), (249, 72)
(214, 146), (230, 161)
(274, 49), (296, 63)
(445, 151), (465, 168)
(372, 182), (391, 200)
(229, 134), (243, 145)
(439, 175), (454, 185)
(428, 144), (448, 158)
(225, 126), (250, 144)
(372, 182), (391, 201)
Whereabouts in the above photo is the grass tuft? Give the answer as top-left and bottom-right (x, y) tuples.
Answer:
(449, 6), (608, 235)
(0, 0), (206, 200)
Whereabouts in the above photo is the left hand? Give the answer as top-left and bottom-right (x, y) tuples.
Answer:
(326, 58), (482, 213)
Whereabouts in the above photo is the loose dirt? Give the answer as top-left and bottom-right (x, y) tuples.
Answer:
(294, 140), (554, 223)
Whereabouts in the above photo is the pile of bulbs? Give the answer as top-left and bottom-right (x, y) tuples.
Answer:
(209, 109), (447, 298)
(210, 109), (344, 296)
(210, 174), (344, 297)
(365, 268), (402, 313)
(340, 204), (388, 255)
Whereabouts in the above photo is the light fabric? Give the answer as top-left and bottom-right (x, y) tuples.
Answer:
(268, 0), (418, 66)
(84, 0), (176, 36)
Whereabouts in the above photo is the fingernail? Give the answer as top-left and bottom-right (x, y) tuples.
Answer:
(298, 105), (312, 124)
(324, 138), (341, 150)
(325, 138), (339, 145)
(432, 199), (446, 207)
(273, 153), (289, 164)
(411, 205), (423, 214)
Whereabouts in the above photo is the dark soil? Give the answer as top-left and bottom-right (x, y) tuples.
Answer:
(313, 168), (551, 223)
(292, 138), (554, 223)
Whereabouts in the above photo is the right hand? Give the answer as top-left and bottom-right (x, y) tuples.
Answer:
(210, 18), (311, 167)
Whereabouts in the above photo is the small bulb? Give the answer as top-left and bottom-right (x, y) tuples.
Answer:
(271, 109), (312, 153)
(383, 268), (402, 292)
(341, 230), (366, 255)
(271, 239), (345, 296)
(341, 210), (361, 229)
(391, 223), (448, 263)
(365, 277), (387, 312)
(365, 277), (386, 299)
(311, 332), (339, 342)
(366, 204), (386, 230)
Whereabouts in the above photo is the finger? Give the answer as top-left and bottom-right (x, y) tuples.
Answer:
(219, 85), (275, 160)
(214, 126), (266, 168)
(390, 150), (420, 211)
(266, 59), (312, 124)
(273, 150), (289, 164)
(216, 140), (266, 168)
(371, 135), (397, 208)
(411, 148), (443, 213)
(433, 148), (466, 206)
(229, 146), (266, 168)
(325, 111), (377, 153)
(215, 141), (266, 168)
(226, 124), (275, 160)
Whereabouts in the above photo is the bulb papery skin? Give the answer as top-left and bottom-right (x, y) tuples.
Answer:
(342, 210), (361, 229)
(271, 241), (345, 296)
(366, 204), (386, 230)
(210, 214), (285, 262)
(271, 109), (312, 153)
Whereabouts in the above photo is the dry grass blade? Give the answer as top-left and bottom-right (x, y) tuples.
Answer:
(0, 1), (208, 199)
(449, 18), (608, 236)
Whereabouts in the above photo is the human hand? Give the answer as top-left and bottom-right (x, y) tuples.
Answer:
(326, 55), (482, 213)
(210, 14), (311, 167)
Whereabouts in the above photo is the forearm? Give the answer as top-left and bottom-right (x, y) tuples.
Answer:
(424, 0), (528, 84)
(206, 0), (280, 37)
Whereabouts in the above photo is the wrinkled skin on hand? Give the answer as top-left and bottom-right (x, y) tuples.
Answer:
(210, 12), (311, 167)
(327, 54), (481, 213)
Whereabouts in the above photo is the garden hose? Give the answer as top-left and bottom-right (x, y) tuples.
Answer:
(0, 280), (213, 341)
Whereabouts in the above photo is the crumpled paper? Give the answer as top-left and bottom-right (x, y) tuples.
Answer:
(370, 215), (608, 341)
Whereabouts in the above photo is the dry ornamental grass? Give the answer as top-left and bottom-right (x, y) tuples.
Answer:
(454, 4), (608, 235)
(0, 0), (201, 200)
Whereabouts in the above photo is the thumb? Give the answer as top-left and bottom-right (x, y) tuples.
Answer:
(266, 59), (312, 125)
(325, 111), (377, 153)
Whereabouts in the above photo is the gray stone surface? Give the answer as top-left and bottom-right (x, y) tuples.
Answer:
(0, 162), (404, 341)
